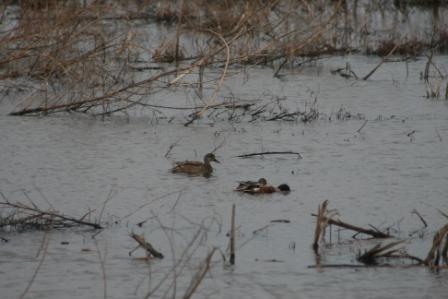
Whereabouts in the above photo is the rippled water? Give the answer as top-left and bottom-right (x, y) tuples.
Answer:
(1, 55), (448, 298)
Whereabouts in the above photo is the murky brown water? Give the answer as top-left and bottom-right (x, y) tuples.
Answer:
(1, 55), (448, 298)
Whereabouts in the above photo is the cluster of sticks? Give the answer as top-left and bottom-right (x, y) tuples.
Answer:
(312, 200), (448, 270)
(128, 204), (237, 298)
(0, 200), (102, 231)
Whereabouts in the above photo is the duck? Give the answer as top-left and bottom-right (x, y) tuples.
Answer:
(171, 153), (220, 177)
(235, 179), (290, 194)
(235, 178), (267, 192)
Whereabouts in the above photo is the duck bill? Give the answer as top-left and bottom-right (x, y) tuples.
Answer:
(213, 158), (221, 163)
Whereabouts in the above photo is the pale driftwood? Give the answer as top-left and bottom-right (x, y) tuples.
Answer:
(424, 223), (448, 267)
(313, 200), (329, 253)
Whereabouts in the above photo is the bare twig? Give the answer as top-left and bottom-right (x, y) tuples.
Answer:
(230, 204), (236, 265)
(424, 223), (448, 267)
(130, 233), (164, 259)
(236, 151), (302, 159)
(358, 240), (407, 265)
(0, 201), (102, 229)
(165, 138), (182, 158)
(317, 216), (391, 239)
(412, 209), (428, 228)
(362, 43), (400, 80)
(98, 189), (115, 225)
(182, 248), (216, 299)
(313, 200), (329, 253)
(356, 120), (368, 133)
(94, 239), (108, 299)
(19, 231), (50, 299)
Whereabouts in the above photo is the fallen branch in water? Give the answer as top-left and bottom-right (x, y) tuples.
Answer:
(412, 209), (428, 228)
(309, 201), (448, 271)
(362, 43), (400, 80)
(308, 264), (426, 269)
(313, 200), (330, 254)
(0, 201), (102, 230)
(311, 209), (391, 240)
(130, 233), (164, 259)
(424, 223), (448, 268)
(358, 240), (409, 265)
(182, 248), (216, 299)
(324, 217), (391, 239)
(356, 120), (368, 133)
(236, 151), (302, 159)
(19, 231), (50, 299)
(230, 204), (236, 265)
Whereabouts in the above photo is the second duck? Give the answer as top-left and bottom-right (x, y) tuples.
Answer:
(172, 153), (220, 178)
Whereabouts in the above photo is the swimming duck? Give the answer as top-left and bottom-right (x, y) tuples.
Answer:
(171, 153), (220, 177)
(236, 180), (290, 194)
(235, 178), (267, 192)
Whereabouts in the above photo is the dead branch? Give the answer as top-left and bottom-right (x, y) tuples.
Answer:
(308, 264), (425, 269)
(362, 43), (400, 80)
(356, 120), (368, 133)
(94, 239), (108, 299)
(357, 240), (407, 265)
(130, 233), (164, 259)
(19, 231), (50, 299)
(312, 214), (391, 239)
(312, 200), (332, 254)
(412, 209), (428, 228)
(0, 201), (102, 230)
(182, 248), (216, 299)
(230, 204), (236, 265)
(424, 223), (448, 267)
(236, 151), (302, 159)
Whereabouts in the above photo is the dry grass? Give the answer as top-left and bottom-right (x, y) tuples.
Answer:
(424, 223), (448, 268)
(1, 0), (446, 118)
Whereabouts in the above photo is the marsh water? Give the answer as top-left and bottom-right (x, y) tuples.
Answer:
(1, 2), (448, 298)
(1, 55), (448, 298)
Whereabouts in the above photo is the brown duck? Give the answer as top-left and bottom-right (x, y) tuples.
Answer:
(172, 153), (220, 177)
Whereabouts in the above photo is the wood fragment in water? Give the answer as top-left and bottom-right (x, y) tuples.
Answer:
(183, 248), (216, 299)
(130, 233), (164, 259)
(424, 223), (448, 267)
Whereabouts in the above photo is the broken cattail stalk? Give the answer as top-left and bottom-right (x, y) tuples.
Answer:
(312, 200), (329, 253)
(183, 247), (216, 299)
(312, 214), (391, 239)
(362, 43), (400, 80)
(357, 240), (406, 265)
(424, 223), (448, 267)
(412, 209), (428, 228)
(230, 203), (236, 265)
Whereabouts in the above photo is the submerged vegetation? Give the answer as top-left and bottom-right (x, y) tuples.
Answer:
(0, 0), (447, 122)
(312, 200), (448, 270)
